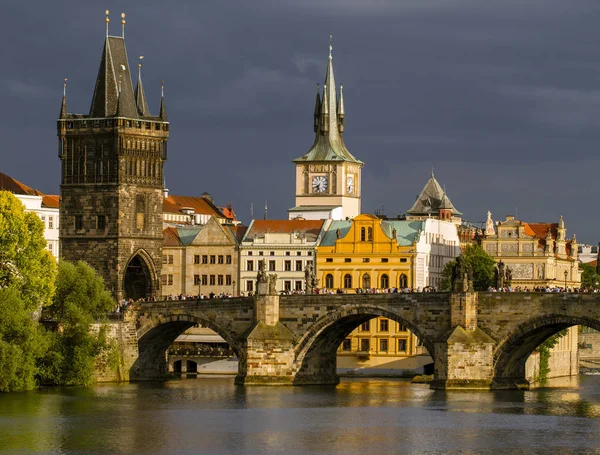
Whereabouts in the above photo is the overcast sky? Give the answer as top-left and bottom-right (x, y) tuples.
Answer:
(3, 0), (600, 243)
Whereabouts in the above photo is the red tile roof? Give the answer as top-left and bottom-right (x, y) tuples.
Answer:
(245, 220), (325, 241)
(163, 194), (226, 218)
(163, 227), (182, 246)
(0, 172), (43, 196)
(228, 225), (248, 243)
(42, 195), (60, 209)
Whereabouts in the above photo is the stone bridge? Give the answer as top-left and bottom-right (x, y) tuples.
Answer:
(112, 292), (600, 390)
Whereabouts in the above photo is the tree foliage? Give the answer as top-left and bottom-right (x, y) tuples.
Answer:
(0, 288), (48, 392)
(440, 244), (496, 291)
(580, 263), (600, 289)
(38, 261), (115, 387)
(0, 191), (56, 312)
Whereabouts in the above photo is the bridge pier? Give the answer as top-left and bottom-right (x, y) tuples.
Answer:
(235, 294), (297, 385)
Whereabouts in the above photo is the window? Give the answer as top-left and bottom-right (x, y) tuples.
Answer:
(379, 339), (388, 352)
(398, 323), (407, 332)
(399, 274), (408, 288)
(360, 227), (366, 241)
(285, 251), (291, 256)
(259, 251), (264, 256)
(269, 260), (276, 271)
(400, 258), (407, 263)
(368, 227), (373, 241)
(360, 339), (370, 351)
(218, 275), (224, 285)
(344, 274), (352, 288)
(201, 255), (208, 264)
(194, 255), (200, 264)
(161, 274), (167, 285)
(48, 243), (53, 251)
(297, 251), (302, 256)
(135, 194), (145, 229)
(362, 273), (371, 289)
(248, 251), (253, 256)
(325, 274), (334, 288)
(295, 260), (302, 271)
(210, 255), (216, 264)
(379, 319), (389, 332)
(168, 255), (173, 265)
(168, 275), (173, 285)
(210, 275), (216, 285)
(398, 339), (407, 352)
(226, 275), (232, 285)
(162, 255), (167, 264)
(246, 281), (254, 292)
(381, 258), (388, 263)
(218, 255), (224, 264)
(344, 258), (352, 263)
(74, 215), (83, 230)
(295, 281), (303, 291)
(380, 274), (389, 288)
(48, 216), (54, 229)
(326, 258), (333, 263)
(269, 251), (275, 256)
(226, 255), (232, 264)
(360, 321), (370, 332)
(194, 275), (200, 285)
(247, 260), (254, 271)
(284, 260), (291, 271)
(342, 339), (351, 351)
(201, 275), (208, 286)
(307, 251), (312, 256)
(362, 258), (370, 263)
(284, 281), (291, 291)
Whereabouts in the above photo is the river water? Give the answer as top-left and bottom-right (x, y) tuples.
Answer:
(2, 376), (600, 455)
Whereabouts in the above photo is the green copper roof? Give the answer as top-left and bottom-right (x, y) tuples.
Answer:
(381, 220), (424, 246)
(176, 226), (202, 246)
(320, 220), (352, 246)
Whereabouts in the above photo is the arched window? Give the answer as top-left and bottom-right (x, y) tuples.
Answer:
(325, 274), (334, 288)
(362, 273), (371, 289)
(368, 227), (373, 241)
(380, 274), (389, 289)
(343, 274), (352, 289)
(399, 274), (408, 288)
(360, 227), (366, 241)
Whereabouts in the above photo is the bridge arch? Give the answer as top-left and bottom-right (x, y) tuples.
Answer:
(493, 314), (600, 389)
(292, 304), (434, 385)
(132, 313), (240, 380)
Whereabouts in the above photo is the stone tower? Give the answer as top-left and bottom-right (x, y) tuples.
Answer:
(58, 12), (169, 301)
(288, 37), (363, 221)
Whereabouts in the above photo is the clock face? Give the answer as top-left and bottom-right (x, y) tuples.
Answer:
(346, 175), (354, 194)
(312, 175), (328, 193)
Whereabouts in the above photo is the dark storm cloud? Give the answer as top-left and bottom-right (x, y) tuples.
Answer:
(2, 0), (600, 242)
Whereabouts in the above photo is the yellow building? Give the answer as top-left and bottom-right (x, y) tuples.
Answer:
(316, 214), (415, 291)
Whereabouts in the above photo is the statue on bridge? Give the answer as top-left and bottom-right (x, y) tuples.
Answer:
(496, 260), (505, 289)
(257, 261), (269, 295)
(304, 262), (319, 294)
(452, 255), (473, 292)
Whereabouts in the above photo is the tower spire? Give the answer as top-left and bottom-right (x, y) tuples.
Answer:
(159, 80), (167, 120)
(135, 56), (150, 117)
(337, 83), (345, 133)
(313, 83), (321, 133)
(59, 78), (68, 119)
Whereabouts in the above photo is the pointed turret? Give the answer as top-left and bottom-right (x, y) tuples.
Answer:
(313, 84), (321, 133)
(135, 57), (151, 117)
(337, 84), (345, 133)
(159, 81), (167, 121)
(59, 78), (68, 119)
(407, 174), (462, 221)
(89, 11), (138, 118)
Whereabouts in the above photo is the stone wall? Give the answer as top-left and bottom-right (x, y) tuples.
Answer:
(579, 330), (600, 359)
(91, 320), (139, 382)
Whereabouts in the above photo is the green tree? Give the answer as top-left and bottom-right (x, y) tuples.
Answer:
(440, 244), (496, 291)
(0, 191), (56, 312)
(0, 288), (48, 392)
(38, 261), (115, 386)
(580, 263), (600, 289)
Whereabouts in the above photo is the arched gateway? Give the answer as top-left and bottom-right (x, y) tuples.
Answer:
(123, 250), (157, 301)
(117, 292), (596, 390)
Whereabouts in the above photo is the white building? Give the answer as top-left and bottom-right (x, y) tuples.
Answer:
(239, 219), (328, 294)
(0, 172), (60, 260)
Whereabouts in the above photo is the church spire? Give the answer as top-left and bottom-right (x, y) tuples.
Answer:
(313, 83), (321, 133)
(135, 56), (151, 117)
(59, 78), (68, 119)
(337, 83), (345, 133)
(321, 34), (338, 139)
(159, 80), (167, 121)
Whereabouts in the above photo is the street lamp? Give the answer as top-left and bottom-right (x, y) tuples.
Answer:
(564, 270), (568, 290)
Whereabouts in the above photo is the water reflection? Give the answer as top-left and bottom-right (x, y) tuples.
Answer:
(1, 377), (600, 454)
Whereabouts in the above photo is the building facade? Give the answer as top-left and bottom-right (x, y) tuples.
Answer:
(239, 220), (326, 294)
(289, 41), (363, 221)
(481, 213), (581, 288)
(58, 13), (169, 301)
(161, 217), (245, 297)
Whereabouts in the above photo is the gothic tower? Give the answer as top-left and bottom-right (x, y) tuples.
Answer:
(288, 37), (363, 221)
(58, 12), (169, 301)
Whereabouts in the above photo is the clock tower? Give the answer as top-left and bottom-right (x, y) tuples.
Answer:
(288, 38), (363, 221)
